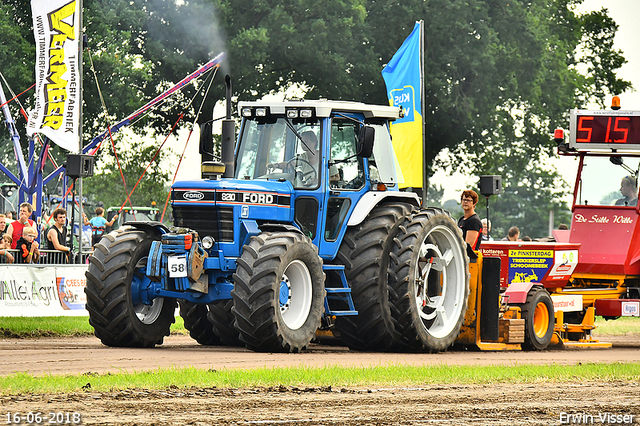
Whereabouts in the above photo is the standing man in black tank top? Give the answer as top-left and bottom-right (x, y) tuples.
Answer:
(458, 189), (483, 251)
(47, 208), (71, 262)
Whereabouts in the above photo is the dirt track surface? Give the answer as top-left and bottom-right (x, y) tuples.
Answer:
(1, 382), (638, 425)
(1, 335), (639, 425)
(1, 334), (640, 376)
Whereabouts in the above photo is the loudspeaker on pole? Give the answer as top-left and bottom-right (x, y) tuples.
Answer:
(479, 175), (502, 196)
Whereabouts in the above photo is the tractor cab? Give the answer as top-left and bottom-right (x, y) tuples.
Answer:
(172, 101), (413, 263)
(231, 100), (407, 258)
(558, 108), (640, 277)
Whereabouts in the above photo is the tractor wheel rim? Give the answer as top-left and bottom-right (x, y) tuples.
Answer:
(133, 257), (164, 324)
(279, 260), (312, 330)
(533, 302), (550, 338)
(135, 298), (164, 324)
(414, 224), (466, 339)
(416, 243), (446, 322)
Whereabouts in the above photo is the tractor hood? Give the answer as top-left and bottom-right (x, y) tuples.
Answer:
(171, 178), (293, 223)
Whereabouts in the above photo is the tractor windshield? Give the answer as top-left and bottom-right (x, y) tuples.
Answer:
(577, 156), (640, 206)
(236, 117), (321, 189)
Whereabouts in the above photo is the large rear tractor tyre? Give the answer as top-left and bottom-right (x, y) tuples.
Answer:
(207, 299), (243, 346)
(178, 300), (221, 346)
(232, 232), (325, 352)
(85, 228), (176, 347)
(516, 287), (554, 350)
(389, 209), (469, 352)
(333, 203), (412, 352)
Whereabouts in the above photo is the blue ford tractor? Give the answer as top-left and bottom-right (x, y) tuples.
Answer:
(85, 93), (469, 352)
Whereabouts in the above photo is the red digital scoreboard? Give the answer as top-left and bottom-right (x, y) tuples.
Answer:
(569, 109), (640, 151)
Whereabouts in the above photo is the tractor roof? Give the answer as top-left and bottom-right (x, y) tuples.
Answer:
(238, 100), (402, 120)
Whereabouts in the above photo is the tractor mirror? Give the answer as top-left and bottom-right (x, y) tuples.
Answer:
(357, 126), (375, 158)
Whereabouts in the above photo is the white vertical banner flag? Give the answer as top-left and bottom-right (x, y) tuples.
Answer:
(27, 0), (80, 152)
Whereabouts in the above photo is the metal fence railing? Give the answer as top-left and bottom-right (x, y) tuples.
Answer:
(0, 250), (15, 264)
(77, 251), (92, 264)
(0, 249), (92, 265)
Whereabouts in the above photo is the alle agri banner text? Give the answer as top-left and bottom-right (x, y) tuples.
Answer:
(0, 265), (88, 316)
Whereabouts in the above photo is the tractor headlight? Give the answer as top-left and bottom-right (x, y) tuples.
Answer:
(299, 109), (313, 118)
(255, 107), (267, 117)
(202, 235), (215, 249)
(241, 107), (253, 117)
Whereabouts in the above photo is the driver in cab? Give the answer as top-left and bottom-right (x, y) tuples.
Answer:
(268, 131), (319, 187)
(615, 176), (638, 206)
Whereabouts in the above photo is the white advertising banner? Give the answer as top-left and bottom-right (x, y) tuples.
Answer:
(27, 0), (80, 152)
(0, 265), (88, 316)
(551, 294), (583, 313)
(55, 266), (88, 312)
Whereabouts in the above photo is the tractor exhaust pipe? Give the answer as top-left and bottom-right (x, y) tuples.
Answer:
(221, 75), (235, 178)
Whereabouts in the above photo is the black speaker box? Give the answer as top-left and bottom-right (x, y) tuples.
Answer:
(66, 154), (95, 178)
(479, 175), (502, 196)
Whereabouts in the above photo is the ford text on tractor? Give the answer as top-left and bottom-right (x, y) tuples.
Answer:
(84, 92), (472, 352)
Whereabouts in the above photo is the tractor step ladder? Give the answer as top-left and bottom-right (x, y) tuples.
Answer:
(322, 265), (357, 316)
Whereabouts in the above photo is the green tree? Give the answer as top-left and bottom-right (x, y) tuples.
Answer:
(0, 2), (34, 94)
(443, 199), (463, 220)
(425, 183), (445, 208)
(82, 134), (173, 210)
(2, 0), (631, 154)
(1, 0), (201, 207)
(0, 1), (36, 173)
(213, 0), (628, 234)
(473, 140), (573, 239)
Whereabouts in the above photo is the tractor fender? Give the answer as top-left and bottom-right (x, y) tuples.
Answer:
(503, 282), (540, 304)
(123, 221), (170, 239)
(347, 192), (420, 226)
(238, 221), (303, 249)
(260, 222), (304, 235)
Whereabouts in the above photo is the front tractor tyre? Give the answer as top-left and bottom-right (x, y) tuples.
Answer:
(232, 232), (325, 353)
(389, 209), (469, 352)
(516, 286), (554, 350)
(85, 228), (176, 347)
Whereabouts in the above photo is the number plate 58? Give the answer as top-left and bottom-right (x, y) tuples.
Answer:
(168, 255), (187, 277)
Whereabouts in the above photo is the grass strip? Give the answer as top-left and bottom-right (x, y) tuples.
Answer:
(593, 316), (640, 336)
(1, 362), (639, 395)
(0, 316), (187, 338)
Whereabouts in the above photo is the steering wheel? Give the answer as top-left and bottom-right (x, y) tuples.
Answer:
(284, 157), (318, 185)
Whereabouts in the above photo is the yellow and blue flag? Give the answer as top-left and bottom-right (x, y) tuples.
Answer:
(381, 21), (423, 188)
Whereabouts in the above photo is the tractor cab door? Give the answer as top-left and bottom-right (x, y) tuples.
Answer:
(284, 123), (322, 240)
(318, 117), (368, 259)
